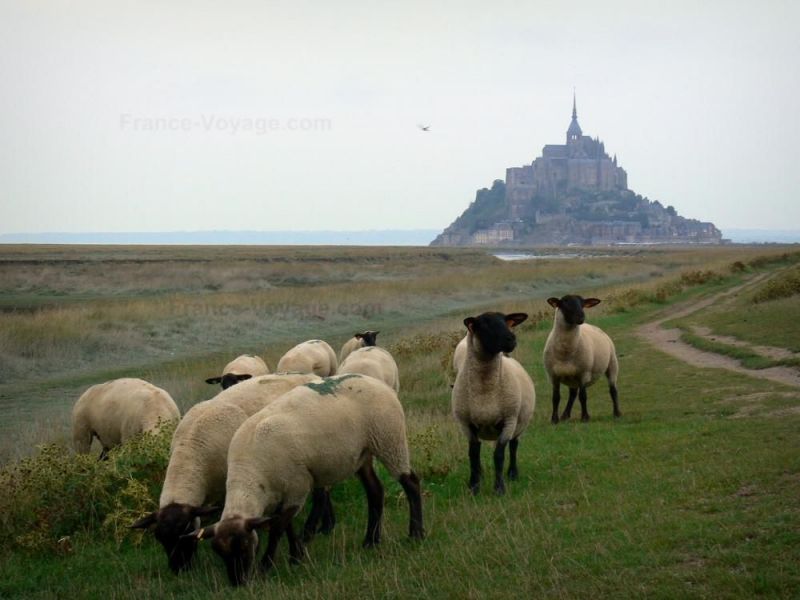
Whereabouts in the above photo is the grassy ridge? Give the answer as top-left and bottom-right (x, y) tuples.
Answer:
(1, 245), (799, 598)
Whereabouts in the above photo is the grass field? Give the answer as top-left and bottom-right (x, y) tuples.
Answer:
(1, 244), (799, 599)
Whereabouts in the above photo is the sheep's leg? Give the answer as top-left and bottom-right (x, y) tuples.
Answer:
(561, 388), (578, 421)
(319, 488), (336, 535)
(398, 471), (425, 540)
(579, 386), (590, 422)
(260, 509), (292, 573)
(357, 462), (384, 548)
(493, 441), (508, 495)
(285, 516), (305, 565)
(98, 447), (109, 461)
(302, 488), (327, 542)
(551, 381), (561, 424)
(507, 438), (519, 481)
(467, 425), (482, 494)
(609, 384), (621, 418)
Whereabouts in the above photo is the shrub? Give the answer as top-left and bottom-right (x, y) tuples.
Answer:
(0, 423), (173, 554)
(752, 268), (800, 304)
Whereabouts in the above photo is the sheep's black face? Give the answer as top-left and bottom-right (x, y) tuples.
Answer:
(559, 295), (586, 326)
(211, 519), (260, 587)
(205, 373), (253, 390)
(360, 331), (379, 346)
(153, 504), (202, 573)
(547, 295), (601, 326)
(464, 312), (526, 356)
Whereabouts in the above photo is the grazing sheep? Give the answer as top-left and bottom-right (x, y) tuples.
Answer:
(339, 330), (380, 363)
(338, 346), (400, 392)
(205, 354), (270, 390)
(187, 374), (424, 587)
(451, 312), (535, 495)
(276, 340), (338, 376)
(131, 372), (334, 574)
(72, 378), (179, 459)
(543, 295), (621, 424)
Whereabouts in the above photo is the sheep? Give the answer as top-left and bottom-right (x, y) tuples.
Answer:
(276, 340), (338, 376)
(338, 346), (399, 392)
(451, 312), (535, 495)
(72, 378), (180, 459)
(186, 373), (424, 587)
(205, 354), (270, 390)
(339, 330), (380, 363)
(131, 372), (334, 574)
(543, 295), (621, 424)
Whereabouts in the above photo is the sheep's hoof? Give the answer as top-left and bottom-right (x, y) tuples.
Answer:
(469, 483), (480, 496)
(362, 537), (380, 549)
(613, 411), (622, 418)
(507, 468), (518, 481)
(581, 414), (590, 423)
(494, 483), (506, 496)
(559, 414), (571, 422)
(551, 415), (559, 424)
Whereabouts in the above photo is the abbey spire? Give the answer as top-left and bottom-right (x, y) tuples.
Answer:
(566, 90), (583, 143)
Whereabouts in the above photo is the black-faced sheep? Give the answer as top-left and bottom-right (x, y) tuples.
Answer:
(276, 340), (338, 376)
(131, 373), (334, 574)
(72, 378), (180, 459)
(205, 354), (270, 390)
(451, 313), (535, 495)
(187, 374), (424, 586)
(339, 330), (380, 363)
(543, 295), (621, 424)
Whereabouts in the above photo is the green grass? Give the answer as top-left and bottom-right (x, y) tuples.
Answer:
(679, 332), (800, 370)
(1, 245), (799, 598)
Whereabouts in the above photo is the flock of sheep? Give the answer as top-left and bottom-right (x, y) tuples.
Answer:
(71, 295), (620, 586)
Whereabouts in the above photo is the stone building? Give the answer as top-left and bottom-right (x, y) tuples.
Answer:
(505, 94), (628, 219)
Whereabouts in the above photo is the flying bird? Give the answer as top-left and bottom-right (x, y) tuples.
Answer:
(417, 124), (431, 132)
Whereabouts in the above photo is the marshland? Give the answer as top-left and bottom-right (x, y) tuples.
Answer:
(1, 243), (799, 598)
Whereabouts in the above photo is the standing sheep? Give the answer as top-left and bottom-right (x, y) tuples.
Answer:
(339, 330), (380, 363)
(131, 372), (334, 574)
(338, 346), (400, 392)
(543, 295), (621, 424)
(205, 354), (270, 390)
(187, 374), (424, 586)
(72, 378), (179, 459)
(451, 312), (535, 495)
(276, 340), (338, 376)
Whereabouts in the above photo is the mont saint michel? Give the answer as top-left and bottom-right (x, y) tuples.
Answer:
(431, 96), (722, 246)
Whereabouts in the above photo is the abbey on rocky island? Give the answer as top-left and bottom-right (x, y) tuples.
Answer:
(431, 95), (722, 246)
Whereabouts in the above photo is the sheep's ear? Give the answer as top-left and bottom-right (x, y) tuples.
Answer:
(464, 317), (477, 332)
(235, 374), (252, 382)
(245, 516), (272, 532)
(547, 297), (561, 309)
(354, 333), (364, 339)
(192, 505), (221, 518)
(583, 298), (601, 308)
(182, 524), (217, 541)
(130, 511), (158, 530)
(205, 377), (222, 385)
(505, 313), (528, 328)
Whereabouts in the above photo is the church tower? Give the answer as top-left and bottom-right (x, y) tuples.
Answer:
(566, 91), (582, 144)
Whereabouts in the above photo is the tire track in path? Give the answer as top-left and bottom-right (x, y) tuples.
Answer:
(636, 274), (800, 388)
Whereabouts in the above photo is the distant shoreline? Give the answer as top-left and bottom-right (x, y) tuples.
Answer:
(0, 228), (797, 246)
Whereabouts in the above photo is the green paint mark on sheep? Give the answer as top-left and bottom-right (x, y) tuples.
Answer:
(305, 374), (361, 396)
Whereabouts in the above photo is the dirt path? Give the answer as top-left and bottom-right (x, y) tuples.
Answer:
(636, 274), (800, 388)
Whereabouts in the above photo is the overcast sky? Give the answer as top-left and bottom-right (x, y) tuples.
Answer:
(1, 0), (798, 235)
